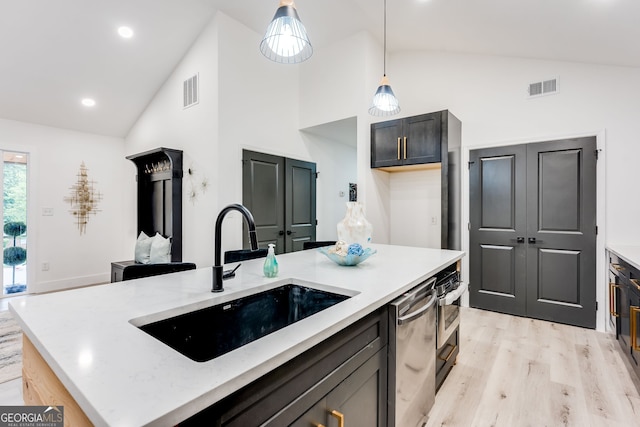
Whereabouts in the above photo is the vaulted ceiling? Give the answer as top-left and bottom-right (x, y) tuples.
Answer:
(2, 0), (638, 137)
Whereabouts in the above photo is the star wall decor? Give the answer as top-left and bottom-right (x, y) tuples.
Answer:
(64, 161), (103, 235)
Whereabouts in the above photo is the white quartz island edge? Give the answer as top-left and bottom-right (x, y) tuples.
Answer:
(10, 244), (464, 426)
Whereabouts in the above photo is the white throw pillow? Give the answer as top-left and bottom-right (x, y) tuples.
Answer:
(150, 233), (171, 264)
(134, 231), (153, 264)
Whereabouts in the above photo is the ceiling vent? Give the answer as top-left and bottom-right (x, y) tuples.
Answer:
(527, 77), (559, 99)
(183, 73), (199, 109)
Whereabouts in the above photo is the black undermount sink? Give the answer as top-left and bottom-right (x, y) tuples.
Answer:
(138, 284), (351, 362)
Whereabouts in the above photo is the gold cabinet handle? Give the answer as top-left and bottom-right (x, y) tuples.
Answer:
(403, 136), (407, 159)
(610, 283), (621, 317)
(631, 279), (640, 292)
(632, 306), (640, 351)
(612, 263), (624, 272)
(316, 424), (326, 427)
(330, 410), (345, 427)
(397, 137), (401, 160)
(438, 343), (457, 362)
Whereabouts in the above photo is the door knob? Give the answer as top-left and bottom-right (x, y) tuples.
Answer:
(516, 237), (525, 243)
(278, 230), (284, 236)
(286, 230), (296, 235)
(528, 237), (536, 244)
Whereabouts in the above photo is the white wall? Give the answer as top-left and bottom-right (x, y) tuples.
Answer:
(125, 13), (221, 269)
(299, 31), (392, 244)
(126, 12), (355, 266)
(301, 133), (357, 240)
(389, 168), (441, 248)
(0, 118), (126, 293)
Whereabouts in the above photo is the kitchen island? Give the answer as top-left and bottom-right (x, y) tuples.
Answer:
(10, 244), (464, 426)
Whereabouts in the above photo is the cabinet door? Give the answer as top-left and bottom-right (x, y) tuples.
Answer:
(371, 119), (403, 168)
(609, 269), (623, 339)
(630, 288), (640, 370)
(290, 398), (326, 427)
(325, 349), (387, 427)
(403, 112), (442, 165)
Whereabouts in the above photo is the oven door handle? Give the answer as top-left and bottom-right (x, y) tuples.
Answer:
(438, 281), (468, 306)
(398, 293), (437, 325)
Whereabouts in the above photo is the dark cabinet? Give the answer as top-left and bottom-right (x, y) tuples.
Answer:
(370, 110), (462, 251)
(287, 349), (386, 427)
(630, 285), (640, 370)
(126, 147), (184, 262)
(371, 112), (442, 168)
(181, 307), (388, 426)
(609, 251), (640, 380)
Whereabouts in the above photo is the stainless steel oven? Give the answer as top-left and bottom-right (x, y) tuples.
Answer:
(435, 270), (466, 349)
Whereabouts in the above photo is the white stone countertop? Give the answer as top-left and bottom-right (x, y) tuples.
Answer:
(10, 244), (464, 426)
(607, 244), (640, 271)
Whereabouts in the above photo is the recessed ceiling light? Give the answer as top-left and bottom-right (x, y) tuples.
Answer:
(81, 98), (96, 107)
(118, 26), (134, 39)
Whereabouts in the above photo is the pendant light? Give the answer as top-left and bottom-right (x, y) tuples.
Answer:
(369, 0), (400, 116)
(260, 0), (313, 64)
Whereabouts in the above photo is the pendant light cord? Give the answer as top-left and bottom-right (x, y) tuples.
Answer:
(383, 0), (387, 76)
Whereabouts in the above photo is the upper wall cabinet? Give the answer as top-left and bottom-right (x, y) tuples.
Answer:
(371, 112), (442, 169)
(370, 110), (462, 250)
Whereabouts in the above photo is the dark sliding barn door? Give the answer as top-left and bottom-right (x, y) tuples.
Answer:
(469, 137), (597, 328)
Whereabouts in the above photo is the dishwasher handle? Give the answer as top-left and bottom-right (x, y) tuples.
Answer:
(398, 293), (437, 325)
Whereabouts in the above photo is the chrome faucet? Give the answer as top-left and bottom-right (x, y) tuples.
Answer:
(212, 204), (259, 292)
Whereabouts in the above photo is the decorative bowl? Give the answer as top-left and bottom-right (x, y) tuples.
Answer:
(318, 246), (377, 267)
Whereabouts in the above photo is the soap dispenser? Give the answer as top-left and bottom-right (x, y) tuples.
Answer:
(263, 243), (279, 278)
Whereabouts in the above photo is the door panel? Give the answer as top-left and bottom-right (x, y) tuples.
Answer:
(526, 138), (597, 328)
(371, 120), (403, 167)
(404, 113), (441, 165)
(538, 149), (581, 232)
(480, 155), (517, 229)
(285, 158), (317, 252)
(242, 151), (285, 251)
(470, 137), (597, 328)
(469, 145), (527, 316)
(537, 249), (580, 304)
(479, 245), (516, 296)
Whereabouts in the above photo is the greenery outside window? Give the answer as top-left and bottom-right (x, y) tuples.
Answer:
(3, 151), (28, 295)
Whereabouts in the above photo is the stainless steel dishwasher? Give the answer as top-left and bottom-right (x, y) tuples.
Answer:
(388, 276), (437, 427)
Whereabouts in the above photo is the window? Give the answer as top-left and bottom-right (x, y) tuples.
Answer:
(3, 151), (28, 295)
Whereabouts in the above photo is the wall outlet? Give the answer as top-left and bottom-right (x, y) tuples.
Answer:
(42, 208), (54, 216)
(41, 262), (50, 271)
(431, 216), (438, 225)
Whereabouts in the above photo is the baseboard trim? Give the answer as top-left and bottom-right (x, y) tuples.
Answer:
(31, 273), (110, 294)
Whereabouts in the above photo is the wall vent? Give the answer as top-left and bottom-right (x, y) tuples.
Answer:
(527, 77), (559, 98)
(183, 73), (199, 109)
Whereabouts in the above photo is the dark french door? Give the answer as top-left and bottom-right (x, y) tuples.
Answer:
(469, 137), (597, 328)
(242, 150), (316, 254)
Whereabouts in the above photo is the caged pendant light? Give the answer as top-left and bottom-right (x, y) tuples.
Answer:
(260, 0), (313, 64)
(369, 0), (400, 116)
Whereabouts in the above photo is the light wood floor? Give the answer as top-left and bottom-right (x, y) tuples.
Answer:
(428, 307), (640, 427)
